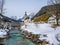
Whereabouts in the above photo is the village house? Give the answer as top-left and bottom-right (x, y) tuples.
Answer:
(48, 14), (60, 25)
(11, 22), (20, 30)
(48, 15), (57, 24)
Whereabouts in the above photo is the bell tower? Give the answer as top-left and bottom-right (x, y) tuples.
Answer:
(23, 11), (27, 20)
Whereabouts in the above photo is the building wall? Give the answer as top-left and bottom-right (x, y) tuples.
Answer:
(48, 16), (57, 24)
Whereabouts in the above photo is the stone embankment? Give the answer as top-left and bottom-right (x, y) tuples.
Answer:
(20, 30), (49, 45)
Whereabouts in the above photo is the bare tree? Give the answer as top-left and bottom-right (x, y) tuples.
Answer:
(47, 0), (60, 25)
(0, 0), (5, 14)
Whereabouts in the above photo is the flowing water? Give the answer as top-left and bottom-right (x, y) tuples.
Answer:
(3, 30), (35, 45)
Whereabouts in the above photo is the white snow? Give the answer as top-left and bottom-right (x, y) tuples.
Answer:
(21, 23), (54, 34)
(0, 29), (8, 38)
(21, 23), (60, 45)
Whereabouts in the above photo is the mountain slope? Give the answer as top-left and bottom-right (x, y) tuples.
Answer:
(34, 13), (50, 22)
(0, 14), (18, 22)
(32, 4), (60, 22)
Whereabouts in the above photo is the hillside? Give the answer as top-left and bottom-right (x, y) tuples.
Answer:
(34, 13), (50, 22)
(32, 4), (60, 22)
(0, 14), (18, 22)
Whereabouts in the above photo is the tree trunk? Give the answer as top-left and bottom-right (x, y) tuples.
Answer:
(56, 18), (59, 25)
(56, 15), (59, 25)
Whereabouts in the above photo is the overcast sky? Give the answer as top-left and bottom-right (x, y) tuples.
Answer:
(4, 0), (48, 18)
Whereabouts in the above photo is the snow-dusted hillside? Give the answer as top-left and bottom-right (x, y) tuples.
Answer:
(21, 23), (60, 45)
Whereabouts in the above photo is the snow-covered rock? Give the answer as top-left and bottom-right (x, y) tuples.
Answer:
(0, 29), (9, 38)
(39, 30), (60, 45)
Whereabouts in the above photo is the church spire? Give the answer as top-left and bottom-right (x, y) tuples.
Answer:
(25, 11), (27, 16)
(23, 11), (27, 20)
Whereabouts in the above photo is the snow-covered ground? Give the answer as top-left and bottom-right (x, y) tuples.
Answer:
(0, 29), (9, 38)
(21, 23), (60, 45)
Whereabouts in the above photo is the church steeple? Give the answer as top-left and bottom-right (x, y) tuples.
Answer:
(23, 11), (27, 20)
(25, 11), (27, 16)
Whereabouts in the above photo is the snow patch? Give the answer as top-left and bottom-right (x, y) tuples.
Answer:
(0, 29), (9, 38)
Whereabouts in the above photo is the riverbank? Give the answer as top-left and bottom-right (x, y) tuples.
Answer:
(20, 29), (49, 45)
(21, 23), (60, 45)
(0, 29), (9, 45)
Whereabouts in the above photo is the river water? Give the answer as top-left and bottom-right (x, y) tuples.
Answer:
(3, 30), (35, 45)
